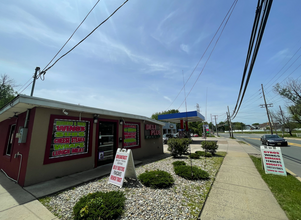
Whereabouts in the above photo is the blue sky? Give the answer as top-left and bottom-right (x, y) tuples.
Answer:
(1, 0), (301, 125)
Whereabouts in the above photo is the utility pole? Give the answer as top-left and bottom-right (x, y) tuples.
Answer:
(213, 115), (218, 136)
(227, 106), (234, 138)
(279, 106), (285, 137)
(30, 67), (40, 96)
(260, 84), (273, 134)
(210, 114), (213, 134)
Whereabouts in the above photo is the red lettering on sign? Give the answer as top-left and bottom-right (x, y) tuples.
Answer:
(113, 165), (125, 172)
(71, 137), (85, 143)
(71, 148), (84, 153)
(56, 126), (86, 132)
(266, 163), (282, 167)
(52, 149), (70, 157)
(110, 175), (117, 181)
(116, 155), (127, 160)
(54, 137), (70, 144)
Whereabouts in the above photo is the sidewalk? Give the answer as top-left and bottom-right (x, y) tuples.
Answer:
(0, 172), (57, 220)
(199, 138), (288, 220)
(0, 137), (289, 220)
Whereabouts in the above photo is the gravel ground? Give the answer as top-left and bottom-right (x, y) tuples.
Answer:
(42, 155), (223, 220)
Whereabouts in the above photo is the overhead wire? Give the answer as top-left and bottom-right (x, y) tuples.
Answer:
(165, 0), (238, 111)
(41, 0), (129, 75)
(231, 0), (273, 120)
(42, 0), (102, 72)
(264, 45), (301, 90)
(177, 0), (239, 110)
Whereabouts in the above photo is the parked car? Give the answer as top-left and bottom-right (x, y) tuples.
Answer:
(193, 134), (199, 137)
(260, 134), (288, 146)
(163, 133), (176, 144)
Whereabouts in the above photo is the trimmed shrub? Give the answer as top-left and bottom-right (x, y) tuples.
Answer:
(172, 161), (186, 167)
(167, 138), (192, 157)
(201, 141), (218, 155)
(195, 151), (212, 157)
(73, 191), (126, 220)
(138, 170), (174, 188)
(189, 153), (200, 159)
(174, 165), (210, 180)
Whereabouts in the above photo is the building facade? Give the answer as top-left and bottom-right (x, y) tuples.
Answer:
(0, 95), (164, 186)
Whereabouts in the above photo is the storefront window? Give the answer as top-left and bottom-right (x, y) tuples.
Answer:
(123, 123), (140, 148)
(49, 119), (90, 159)
(6, 124), (16, 156)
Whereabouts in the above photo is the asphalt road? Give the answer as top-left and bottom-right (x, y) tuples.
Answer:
(219, 132), (301, 178)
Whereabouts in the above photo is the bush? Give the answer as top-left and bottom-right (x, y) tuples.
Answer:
(73, 191), (126, 220)
(195, 151), (212, 157)
(201, 141), (218, 155)
(189, 153), (200, 159)
(174, 165), (210, 180)
(138, 170), (174, 188)
(172, 161), (186, 167)
(167, 138), (192, 157)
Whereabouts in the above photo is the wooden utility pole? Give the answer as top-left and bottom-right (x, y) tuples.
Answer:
(279, 105), (285, 137)
(227, 106), (233, 138)
(30, 67), (40, 96)
(260, 84), (273, 135)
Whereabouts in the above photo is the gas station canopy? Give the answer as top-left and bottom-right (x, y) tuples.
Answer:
(158, 111), (205, 123)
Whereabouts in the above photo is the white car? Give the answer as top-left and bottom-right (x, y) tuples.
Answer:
(163, 133), (175, 144)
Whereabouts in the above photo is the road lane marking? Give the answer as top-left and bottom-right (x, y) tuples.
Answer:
(288, 142), (301, 148)
(246, 138), (260, 140)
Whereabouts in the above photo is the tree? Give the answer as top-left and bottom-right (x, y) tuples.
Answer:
(274, 79), (301, 124)
(232, 122), (245, 131)
(151, 109), (179, 120)
(271, 108), (297, 136)
(0, 74), (17, 108)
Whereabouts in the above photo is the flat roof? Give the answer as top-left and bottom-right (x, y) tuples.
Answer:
(0, 95), (165, 125)
(158, 111), (205, 123)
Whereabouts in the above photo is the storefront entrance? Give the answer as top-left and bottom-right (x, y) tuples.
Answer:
(97, 121), (117, 166)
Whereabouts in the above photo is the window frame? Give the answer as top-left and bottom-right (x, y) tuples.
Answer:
(5, 124), (16, 156)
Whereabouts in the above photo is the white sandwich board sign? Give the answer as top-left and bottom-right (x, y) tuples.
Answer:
(108, 148), (137, 188)
(260, 146), (287, 176)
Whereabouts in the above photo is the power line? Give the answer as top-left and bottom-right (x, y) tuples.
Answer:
(41, 0), (129, 75)
(165, 0), (238, 111)
(231, 0), (273, 120)
(42, 0), (101, 72)
(264, 45), (301, 90)
(177, 0), (239, 110)
(17, 77), (33, 94)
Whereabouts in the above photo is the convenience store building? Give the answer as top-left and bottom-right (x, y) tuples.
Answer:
(0, 95), (164, 187)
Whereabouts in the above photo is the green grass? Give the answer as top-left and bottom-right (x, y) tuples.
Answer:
(237, 141), (247, 144)
(250, 156), (301, 220)
(182, 152), (226, 217)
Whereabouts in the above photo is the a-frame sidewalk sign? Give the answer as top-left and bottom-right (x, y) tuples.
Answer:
(108, 148), (137, 188)
(260, 145), (287, 176)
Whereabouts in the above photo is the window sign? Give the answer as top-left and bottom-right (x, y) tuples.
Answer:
(49, 119), (90, 158)
(145, 124), (160, 139)
(123, 124), (139, 148)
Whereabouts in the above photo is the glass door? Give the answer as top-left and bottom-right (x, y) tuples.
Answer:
(97, 121), (116, 166)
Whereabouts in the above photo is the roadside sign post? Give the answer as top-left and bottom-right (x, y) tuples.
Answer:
(260, 146), (287, 176)
(108, 148), (137, 188)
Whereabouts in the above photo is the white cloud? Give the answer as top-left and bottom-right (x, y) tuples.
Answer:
(180, 44), (190, 54)
(164, 96), (172, 102)
(268, 49), (290, 62)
